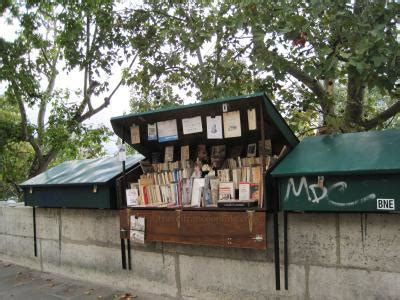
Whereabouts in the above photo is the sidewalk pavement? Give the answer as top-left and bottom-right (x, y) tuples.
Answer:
(0, 259), (173, 300)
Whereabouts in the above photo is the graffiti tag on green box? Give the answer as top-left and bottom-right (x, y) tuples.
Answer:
(280, 175), (400, 212)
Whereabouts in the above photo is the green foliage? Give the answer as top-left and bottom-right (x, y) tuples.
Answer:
(0, 95), (20, 148)
(0, 96), (30, 200)
(129, 89), (183, 113)
(124, 0), (399, 134)
(0, 141), (34, 200)
(49, 126), (112, 168)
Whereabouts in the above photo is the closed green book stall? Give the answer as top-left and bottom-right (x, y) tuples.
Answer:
(21, 155), (143, 209)
(271, 129), (400, 212)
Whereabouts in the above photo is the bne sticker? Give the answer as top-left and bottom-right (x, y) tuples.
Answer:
(377, 198), (395, 210)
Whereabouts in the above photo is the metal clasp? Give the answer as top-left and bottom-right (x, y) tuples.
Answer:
(176, 210), (182, 229)
(318, 176), (325, 188)
(120, 228), (128, 239)
(247, 210), (255, 233)
(252, 235), (264, 242)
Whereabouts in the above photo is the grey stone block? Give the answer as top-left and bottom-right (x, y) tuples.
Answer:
(58, 242), (177, 297)
(61, 209), (120, 247)
(0, 207), (33, 237)
(285, 213), (338, 266)
(179, 254), (306, 299)
(36, 208), (61, 241)
(162, 242), (273, 262)
(309, 265), (400, 299)
(340, 214), (400, 273)
(39, 238), (61, 269)
(0, 234), (35, 258)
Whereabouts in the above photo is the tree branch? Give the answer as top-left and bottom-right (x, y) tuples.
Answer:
(40, 47), (52, 69)
(363, 100), (400, 130)
(135, 8), (186, 23)
(83, 15), (90, 110)
(250, 25), (327, 101)
(38, 46), (60, 145)
(213, 35), (222, 88)
(196, 49), (203, 66)
(75, 14), (95, 117)
(77, 53), (138, 122)
(282, 58), (326, 99)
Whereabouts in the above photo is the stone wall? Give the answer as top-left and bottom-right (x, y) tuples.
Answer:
(0, 206), (399, 299)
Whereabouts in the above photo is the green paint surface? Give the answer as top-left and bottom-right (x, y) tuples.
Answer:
(20, 155), (143, 187)
(24, 185), (115, 209)
(279, 175), (400, 212)
(272, 129), (400, 177)
(20, 155), (143, 208)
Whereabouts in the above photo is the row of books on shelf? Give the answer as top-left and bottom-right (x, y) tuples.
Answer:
(126, 156), (269, 208)
(126, 178), (261, 208)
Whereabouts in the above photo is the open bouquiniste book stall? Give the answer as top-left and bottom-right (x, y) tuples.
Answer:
(110, 92), (298, 270)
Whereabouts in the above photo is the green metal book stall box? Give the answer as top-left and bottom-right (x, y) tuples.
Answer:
(20, 155), (143, 209)
(271, 129), (400, 213)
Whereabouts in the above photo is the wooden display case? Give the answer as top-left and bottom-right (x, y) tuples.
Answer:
(111, 92), (298, 253)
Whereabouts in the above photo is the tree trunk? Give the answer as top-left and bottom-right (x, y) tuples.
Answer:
(344, 65), (364, 129)
(28, 149), (58, 178)
(318, 79), (335, 134)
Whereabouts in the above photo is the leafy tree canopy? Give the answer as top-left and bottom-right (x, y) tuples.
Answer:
(125, 0), (399, 135)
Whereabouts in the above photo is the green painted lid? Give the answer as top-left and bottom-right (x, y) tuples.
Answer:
(20, 155), (144, 187)
(110, 92), (298, 158)
(271, 129), (400, 177)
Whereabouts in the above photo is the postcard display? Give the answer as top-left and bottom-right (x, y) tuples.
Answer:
(111, 94), (298, 278)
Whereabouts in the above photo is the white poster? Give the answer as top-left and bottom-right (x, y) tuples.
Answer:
(247, 108), (257, 130)
(130, 216), (145, 231)
(130, 125), (140, 144)
(157, 119), (178, 142)
(206, 115), (223, 139)
(164, 146), (174, 162)
(130, 231), (145, 244)
(182, 116), (203, 135)
(130, 216), (145, 244)
(223, 110), (241, 138)
(126, 188), (138, 206)
(118, 144), (126, 161)
(147, 123), (157, 141)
